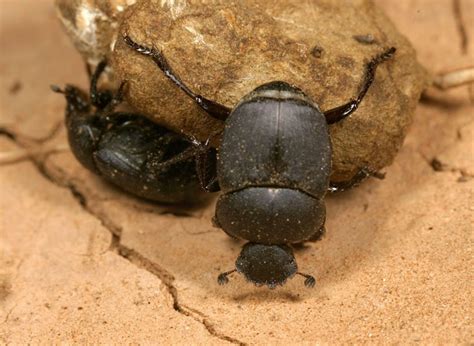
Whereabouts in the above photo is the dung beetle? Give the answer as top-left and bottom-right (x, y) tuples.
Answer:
(124, 35), (395, 288)
(52, 61), (207, 204)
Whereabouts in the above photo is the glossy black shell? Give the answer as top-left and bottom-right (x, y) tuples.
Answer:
(215, 82), (331, 244)
(217, 83), (331, 196)
(216, 187), (326, 244)
(64, 88), (203, 204)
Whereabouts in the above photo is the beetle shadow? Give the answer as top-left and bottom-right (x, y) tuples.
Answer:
(119, 185), (217, 217)
(231, 288), (305, 303)
(292, 241), (317, 253)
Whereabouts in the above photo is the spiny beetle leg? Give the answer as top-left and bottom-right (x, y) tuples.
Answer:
(324, 47), (396, 125)
(123, 34), (231, 121)
(189, 137), (220, 193)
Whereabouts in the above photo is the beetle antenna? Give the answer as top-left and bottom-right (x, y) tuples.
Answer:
(296, 272), (316, 288)
(217, 269), (237, 285)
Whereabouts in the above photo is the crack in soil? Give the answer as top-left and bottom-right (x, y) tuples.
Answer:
(0, 125), (67, 165)
(118, 247), (246, 345)
(1, 135), (244, 345)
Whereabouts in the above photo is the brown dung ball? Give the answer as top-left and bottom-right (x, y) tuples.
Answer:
(76, 0), (430, 182)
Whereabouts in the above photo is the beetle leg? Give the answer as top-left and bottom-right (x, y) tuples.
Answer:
(89, 59), (128, 115)
(145, 146), (197, 172)
(89, 60), (114, 110)
(328, 167), (385, 193)
(323, 47), (396, 125)
(187, 136), (221, 192)
(196, 151), (220, 192)
(296, 272), (316, 288)
(99, 81), (128, 115)
(123, 34), (231, 121)
(101, 111), (139, 127)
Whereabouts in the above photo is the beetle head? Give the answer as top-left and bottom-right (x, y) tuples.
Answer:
(218, 243), (315, 289)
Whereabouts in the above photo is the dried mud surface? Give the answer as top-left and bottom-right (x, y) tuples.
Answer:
(0, 0), (473, 344)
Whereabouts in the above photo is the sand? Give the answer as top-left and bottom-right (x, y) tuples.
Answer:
(0, 0), (472, 344)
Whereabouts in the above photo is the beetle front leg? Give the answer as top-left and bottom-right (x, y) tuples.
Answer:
(100, 81), (128, 115)
(123, 34), (231, 121)
(188, 137), (220, 193)
(89, 59), (128, 114)
(89, 60), (114, 110)
(324, 47), (396, 125)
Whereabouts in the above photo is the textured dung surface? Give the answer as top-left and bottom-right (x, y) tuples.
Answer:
(113, 0), (428, 181)
(1, 0), (473, 344)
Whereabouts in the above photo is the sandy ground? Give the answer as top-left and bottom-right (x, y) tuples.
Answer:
(0, 0), (473, 344)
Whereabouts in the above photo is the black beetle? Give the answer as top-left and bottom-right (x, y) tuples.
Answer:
(124, 35), (395, 288)
(52, 61), (207, 204)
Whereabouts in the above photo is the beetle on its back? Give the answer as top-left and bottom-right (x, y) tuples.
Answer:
(124, 35), (395, 288)
(52, 61), (205, 204)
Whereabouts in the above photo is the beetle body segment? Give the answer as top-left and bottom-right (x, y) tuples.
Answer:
(218, 82), (331, 197)
(215, 81), (331, 244)
(91, 119), (200, 203)
(67, 112), (104, 175)
(58, 82), (203, 204)
(216, 187), (325, 244)
(61, 86), (100, 174)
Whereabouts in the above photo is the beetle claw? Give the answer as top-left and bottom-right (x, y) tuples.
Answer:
(217, 274), (229, 285)
(304, 276), (316, 288)
(296, 272), (316, 288)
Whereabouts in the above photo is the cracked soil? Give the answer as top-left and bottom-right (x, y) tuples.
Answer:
(0, 0), (473, 344)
